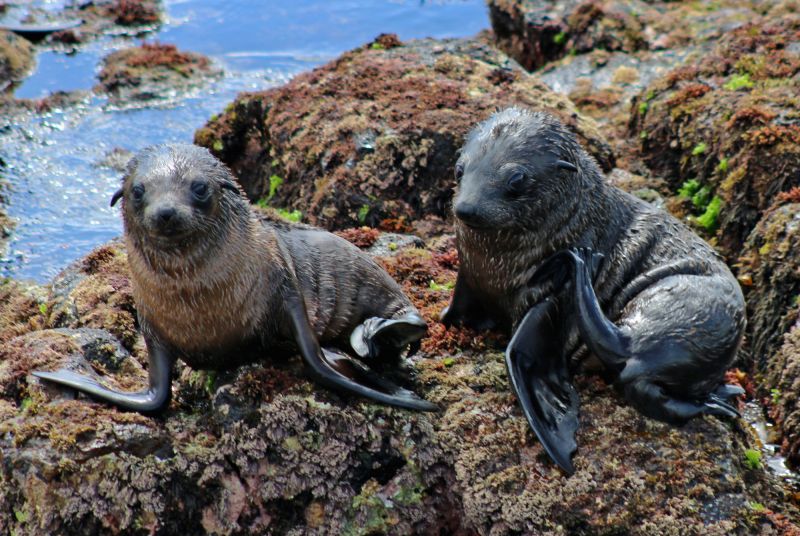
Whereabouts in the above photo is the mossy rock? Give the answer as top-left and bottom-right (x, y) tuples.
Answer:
(487, 0), (766, 73)
(96, 42), (219, 103)
(0, 240), (798, 534)
(628, 16), (800, 259)
(193, 34), (615, 234)
(768, 323), (800, 468)
(0, 29), (34, 89)
(738, 201), (800, 372)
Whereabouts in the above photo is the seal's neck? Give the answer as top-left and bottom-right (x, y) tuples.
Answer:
(127, 213), (273, 352)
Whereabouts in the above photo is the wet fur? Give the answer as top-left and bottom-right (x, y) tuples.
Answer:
(121, 144), (414, 370)
(451, 108), (745, 402)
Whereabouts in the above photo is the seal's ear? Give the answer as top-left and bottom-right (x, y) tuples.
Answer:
(110, 188), (124, 207)
(556, 160), (578, 172)
(221, 181), (240, 195)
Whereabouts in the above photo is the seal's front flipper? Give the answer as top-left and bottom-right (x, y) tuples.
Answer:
(285, 289), (437, 412)
(350, 312), (427, 361)
(568, 248), (629, 372)
(441, 271), (497, 330)
(33, 339), (174, 413)
(506, 298), (579, 474)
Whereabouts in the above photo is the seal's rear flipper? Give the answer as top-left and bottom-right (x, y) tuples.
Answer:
(714, 383), (745, 399)
(624, 379), (742, 424)
(33, 340), (173, 414)
(350, 312), (428, 361)
(506, 298), (579, 474)
(285, 289), (437, 412)
(318, 347), (438, 411)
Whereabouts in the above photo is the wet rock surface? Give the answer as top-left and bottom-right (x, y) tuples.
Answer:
(1, 0), (162, 47)
(739, 200), (800, 372)
(769, 322), (800, 468)
(1, 238), (798, 535)
(194, 34), (615, 233)
(491, 1), (797, 172)
(739, 199), (800, 468)
(487, 0), (771, 74)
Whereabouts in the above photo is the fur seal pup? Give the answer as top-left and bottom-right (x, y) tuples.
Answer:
(443, 108), (745, 473)
(35, 144), (436, 413)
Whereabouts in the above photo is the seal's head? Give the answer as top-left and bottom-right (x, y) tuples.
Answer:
(111, 143), (248, 264)
(453, 107), (590, 231)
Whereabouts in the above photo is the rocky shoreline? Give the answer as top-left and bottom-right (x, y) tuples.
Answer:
(1, 1), (800, 534)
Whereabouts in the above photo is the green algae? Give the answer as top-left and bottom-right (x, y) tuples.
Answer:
(268, 174), (283, 200)
(724, 73), (754, 91)
(276, 208), (302, 222)
(744, 449), (762, 470)
(695, 195), (722, 231)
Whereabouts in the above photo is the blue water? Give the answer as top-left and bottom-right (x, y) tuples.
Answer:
(1, 0), (488, 282)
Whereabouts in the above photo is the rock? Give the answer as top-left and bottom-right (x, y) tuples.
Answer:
(488, 0), (766, 73)
(0, 239), (798, 534)
(194, 34), (615, 233)
(487, 0), (576, 72)
(738, 198), (800, 467)
(51, 0), (162, 46)
(0, 0), (161, 49)
(96, 42), (220, 104)
(0, 89), (92, 118)
(607, 167), (666, 210)
(0, 279), (47, 344)
(738, 200), (800, 371)
(490, 0), (782, 174)
(46, 241), (139, 352)
(769, 322), (800, 467)
(0, 29), (34, 91)
(537, 48), (690, 167)
(628, 16), (800, 259)
(95, 147), (135, 172)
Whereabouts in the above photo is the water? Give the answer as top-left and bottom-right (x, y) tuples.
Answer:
(0, 0), (488, 282)
(743, 402), (799, 489)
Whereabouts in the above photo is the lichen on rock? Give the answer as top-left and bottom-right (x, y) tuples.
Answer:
(96, 42), (220, 104)
(0, 29), (34, 91)
(1, 236), (798, 534)
(769, 323), (800, 468)
(739, 201), (800, 372)
(194, 34), (614, 233)
(628, 16), (800, 258)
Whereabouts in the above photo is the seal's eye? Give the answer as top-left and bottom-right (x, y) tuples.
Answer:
(455, 163), (464, 182)
(190, 181), (209, 200)
(132, 184), (145, 202)
(506, 170), (526, 194)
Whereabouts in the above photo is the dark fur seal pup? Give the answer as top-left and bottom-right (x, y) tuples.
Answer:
(35, 144), (436, 413)
(443, 108), (745, 473)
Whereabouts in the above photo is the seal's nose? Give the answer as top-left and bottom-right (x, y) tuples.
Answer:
(454, 202), (484, 228)
(157, 207), (176, 223)
(149, 206), (184, 236)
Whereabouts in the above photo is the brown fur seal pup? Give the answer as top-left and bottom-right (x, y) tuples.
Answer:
(35, 143), (436, 413)
(442, 108), (745, 473)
